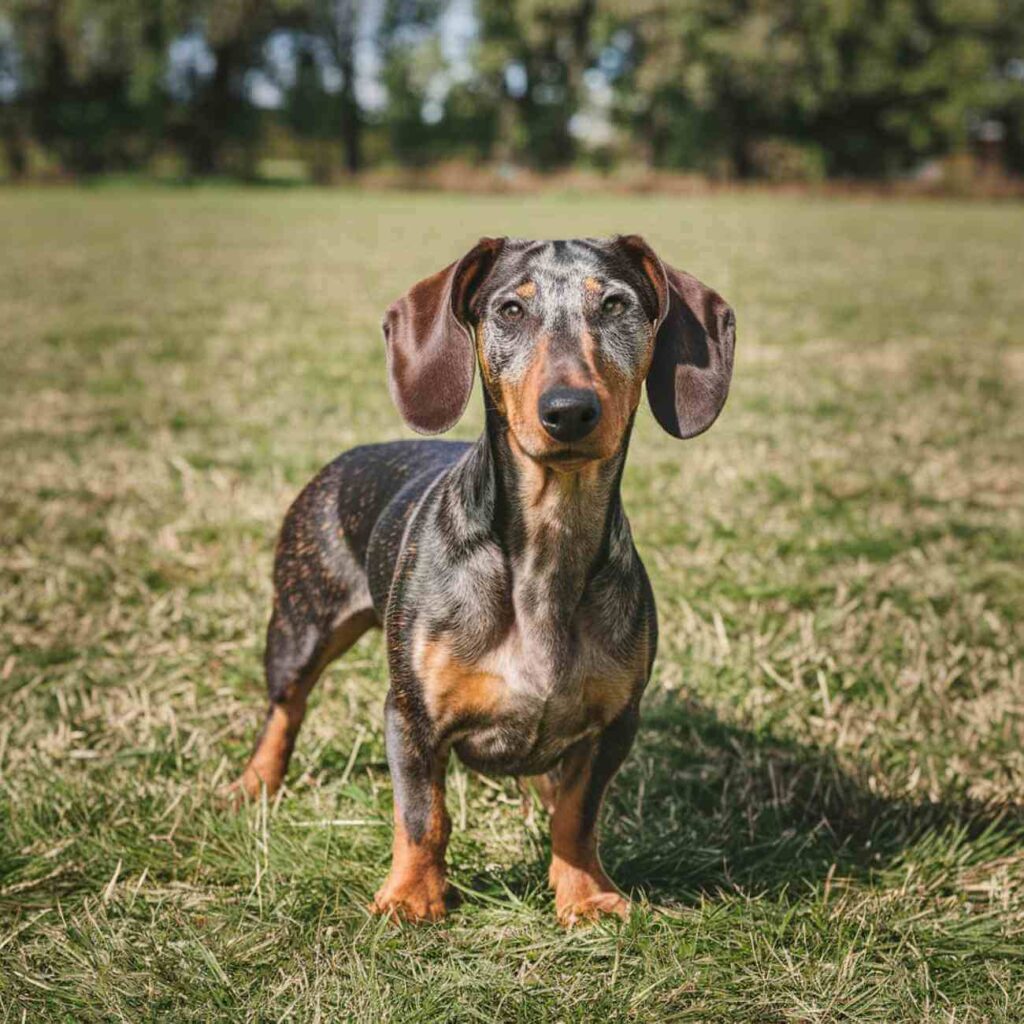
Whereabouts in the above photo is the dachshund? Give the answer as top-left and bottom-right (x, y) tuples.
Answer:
(230, 236), (736, 925)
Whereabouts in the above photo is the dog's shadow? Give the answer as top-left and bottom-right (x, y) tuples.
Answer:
(477, 694), (1023, 908)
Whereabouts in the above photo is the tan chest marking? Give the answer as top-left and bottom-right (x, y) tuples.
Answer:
(415, 626), (644, 738)
(416, 637), (507, 731)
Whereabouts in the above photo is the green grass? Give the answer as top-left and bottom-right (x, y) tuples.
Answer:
(1, 186), (1023, 1022)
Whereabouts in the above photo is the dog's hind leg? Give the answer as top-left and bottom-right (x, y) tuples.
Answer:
(233, 601), (377, 801)
(230, 470), (381, 802)
(518, 770), (560, 823)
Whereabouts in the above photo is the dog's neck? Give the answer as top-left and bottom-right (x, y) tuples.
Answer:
(453, 400), (632, 630)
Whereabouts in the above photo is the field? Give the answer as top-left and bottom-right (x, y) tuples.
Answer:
(1, 187), (1022, 1022)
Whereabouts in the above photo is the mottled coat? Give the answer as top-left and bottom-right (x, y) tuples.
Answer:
(232, 236), (736, 925)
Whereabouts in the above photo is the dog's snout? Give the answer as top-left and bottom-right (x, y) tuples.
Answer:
(538, 387), (602, 443)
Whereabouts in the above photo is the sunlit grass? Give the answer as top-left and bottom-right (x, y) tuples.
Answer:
(1, 186), (1022, 1022)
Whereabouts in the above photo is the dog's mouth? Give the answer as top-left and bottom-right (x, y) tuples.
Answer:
(505, 420), (605, 472)
(533, 447), (599, 472)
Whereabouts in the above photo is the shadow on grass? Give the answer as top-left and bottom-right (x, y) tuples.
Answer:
(469, 694), (1024, 909)
(616, 696), (1024, 904)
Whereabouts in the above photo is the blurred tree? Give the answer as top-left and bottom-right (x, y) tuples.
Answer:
(798, 0), (1014, 176)
(602, 0), (838, 176)
(433, 75), (499, 161)
(968, 0), (1024, 174)
(0, 0), (1021, 180)
(0, 15), (30, 177)
(477, 0), (597, 168)
(310, 0), (364, 173)
(601, 0), (1024, 178)
(376, 0), (446, 166)
(4, 0), (180, 175)
(282, 32), (339, 180)
(178, 0), (306, 177)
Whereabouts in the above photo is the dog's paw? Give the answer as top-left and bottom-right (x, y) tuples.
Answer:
(369, 877), (447, 923)
(218, 769), (264, 810)
(551, 859), (630, 928)
(557, 890), (631, 928)
(217, 780), (254, 811)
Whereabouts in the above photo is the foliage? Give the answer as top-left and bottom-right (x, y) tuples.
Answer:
(0, 2), (1022, 179)
(599, 0), (1024, 177)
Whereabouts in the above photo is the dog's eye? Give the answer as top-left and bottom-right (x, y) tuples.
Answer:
(499, 300), (524, 321)
(601, 294), (628, 317)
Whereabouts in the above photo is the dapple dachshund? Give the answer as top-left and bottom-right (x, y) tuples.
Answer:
(230, 235), (736, 925)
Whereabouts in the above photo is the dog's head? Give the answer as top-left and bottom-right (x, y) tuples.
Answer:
(383, 236), (735, 468)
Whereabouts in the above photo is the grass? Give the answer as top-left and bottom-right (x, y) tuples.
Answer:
(1, 186), (1022, 1022)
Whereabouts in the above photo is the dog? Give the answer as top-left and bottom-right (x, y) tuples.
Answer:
(230, 235), (736, 925)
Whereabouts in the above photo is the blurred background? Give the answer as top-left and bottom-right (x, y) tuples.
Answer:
(2, 0), (1024, 191)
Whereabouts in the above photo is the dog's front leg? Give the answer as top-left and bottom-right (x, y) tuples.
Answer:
(370, 692), (450, 923)
(549, 707), (639, 926)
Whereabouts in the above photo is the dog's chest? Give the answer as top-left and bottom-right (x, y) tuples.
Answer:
(416, 571), (639, 775)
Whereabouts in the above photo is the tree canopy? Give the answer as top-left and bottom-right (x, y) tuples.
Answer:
(1, 0), (1022, 180)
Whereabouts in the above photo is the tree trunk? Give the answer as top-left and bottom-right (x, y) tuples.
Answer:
(565, 0), (596, 106)
(724, 92), (755, 179)
(189, 39), (243, 177)
(493, 88), (520, 165)
(329, 1), (362, 175)
(732, 133), (754, 179)
(1, 107), (28, 178)
(339, 55), (362, 174)
(35, 0), (72, 168)
(558, 0), (596, 166)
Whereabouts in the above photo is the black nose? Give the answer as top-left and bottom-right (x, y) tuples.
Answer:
(538, 387), (602, 443)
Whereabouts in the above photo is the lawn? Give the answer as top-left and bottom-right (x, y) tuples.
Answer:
(1, 186), (1022, 1022)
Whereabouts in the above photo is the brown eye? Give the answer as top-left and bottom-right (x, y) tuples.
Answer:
(602, 294), (628, 317)
(500, 300), (524, 321)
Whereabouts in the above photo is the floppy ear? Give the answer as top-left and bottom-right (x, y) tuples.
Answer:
(382, 237), (505, 434)
(618, 235), (736, 440)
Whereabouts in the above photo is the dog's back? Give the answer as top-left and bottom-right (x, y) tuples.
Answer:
(272, 439), (469, 622)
